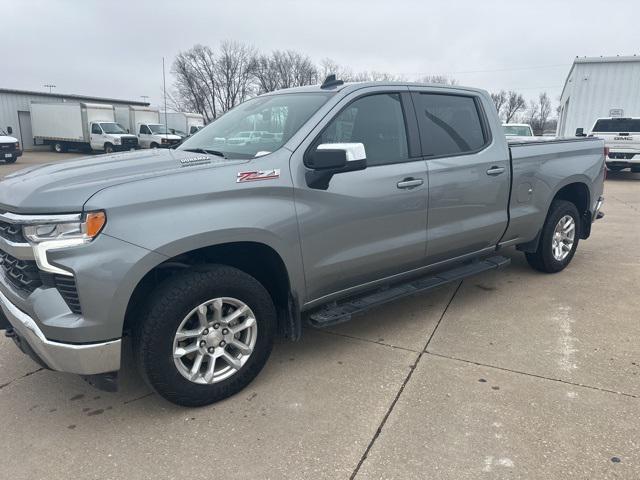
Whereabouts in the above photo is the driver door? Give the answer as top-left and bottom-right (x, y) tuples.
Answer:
(89, 123), (104, 150)
(292, 88), (428, 303)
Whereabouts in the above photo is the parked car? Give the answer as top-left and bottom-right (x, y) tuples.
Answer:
(0, 78), (605, 406)
(503, 123), (534, 137)
(583, 117), (640, 172)
(31, 102), (138, 153)
(0, 127), (22, 163)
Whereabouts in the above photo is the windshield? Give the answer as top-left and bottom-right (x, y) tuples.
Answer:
(100, 122), (126, 134)
(592, 118), (640, 133)
(148, 124), (171, 134)
(179, 93), (333, 159)
(503, 125), (533, 136)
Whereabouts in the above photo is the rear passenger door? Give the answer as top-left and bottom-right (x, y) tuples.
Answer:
(411, 90), (510, 264)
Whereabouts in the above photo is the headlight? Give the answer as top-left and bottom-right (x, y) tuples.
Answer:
(15, 142), (20, 150)
(22, 211), (106, 276)
(113, 138), (121, 145)
(161, 138), (168, 144)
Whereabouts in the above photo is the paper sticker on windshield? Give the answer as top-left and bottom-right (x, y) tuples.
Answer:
(237, 169), (280, 183)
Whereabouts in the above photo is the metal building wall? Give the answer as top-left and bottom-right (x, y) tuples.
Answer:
(558, 57), (640, 137)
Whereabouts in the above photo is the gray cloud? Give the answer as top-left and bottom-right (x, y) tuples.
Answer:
(4, 0), (639, 106)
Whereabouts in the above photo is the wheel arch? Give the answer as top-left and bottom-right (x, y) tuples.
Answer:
(550, 181), (592, 239)
(123, 241), (301, 340)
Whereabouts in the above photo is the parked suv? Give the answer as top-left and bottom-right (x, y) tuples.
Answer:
(0, 78), (605, 406)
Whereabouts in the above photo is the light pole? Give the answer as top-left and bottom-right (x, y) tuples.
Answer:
(43, 84), (56, 93)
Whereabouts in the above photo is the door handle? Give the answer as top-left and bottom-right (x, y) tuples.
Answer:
(397, 177), (424, 189)
(486, 166), (506, 176)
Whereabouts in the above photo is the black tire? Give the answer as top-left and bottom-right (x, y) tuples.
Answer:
(607, 165), (625, 172)
(134, 265), (276, 407)
(525, 200), (580, 273)
(104, 143), (114, 154)
(52, 142), (66, 153)
(150, 142), (159, 149)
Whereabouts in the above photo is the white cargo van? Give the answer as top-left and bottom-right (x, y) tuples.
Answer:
(116, 106), (181, 149)
(31, 102), (138, 153)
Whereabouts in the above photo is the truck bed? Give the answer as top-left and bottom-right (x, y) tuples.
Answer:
(500, 137), (604, 248)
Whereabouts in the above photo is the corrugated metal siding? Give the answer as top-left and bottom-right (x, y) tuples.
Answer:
(0, 92), (144, 150)
(558, 59), (640, 137)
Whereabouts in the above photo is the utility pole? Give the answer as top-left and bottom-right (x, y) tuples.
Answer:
(43, 84), (56, 93)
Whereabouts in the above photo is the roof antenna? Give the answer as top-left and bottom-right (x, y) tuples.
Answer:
(321, 74), (344, 89)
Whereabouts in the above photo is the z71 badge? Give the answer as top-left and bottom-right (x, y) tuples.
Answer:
(236, 169), (281, 183)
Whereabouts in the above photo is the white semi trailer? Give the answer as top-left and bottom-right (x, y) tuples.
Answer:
(31, 102), (139, 153)
(163, 112), (205, 138)
(116, 106), (181, 149)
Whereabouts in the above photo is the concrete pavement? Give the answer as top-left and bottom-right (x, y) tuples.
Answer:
(0, 152), (638, 479)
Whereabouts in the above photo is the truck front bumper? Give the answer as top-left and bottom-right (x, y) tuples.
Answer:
(0, 288), (121, 375)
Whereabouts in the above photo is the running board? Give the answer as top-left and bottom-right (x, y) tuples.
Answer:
(308, 255), (510, 328)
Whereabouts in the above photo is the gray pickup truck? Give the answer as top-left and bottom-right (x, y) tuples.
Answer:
(0, 78), (605, 406)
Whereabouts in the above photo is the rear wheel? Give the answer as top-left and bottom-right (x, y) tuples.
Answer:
(525, 200), (580, 273)
(52, 141), (66, 153)
(134, 265), (276, 407)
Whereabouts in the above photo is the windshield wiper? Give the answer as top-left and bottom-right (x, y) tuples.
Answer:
(182, 148), (226, 159)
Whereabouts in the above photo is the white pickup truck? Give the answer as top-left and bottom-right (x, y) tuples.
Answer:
(587, 117), (640, 172)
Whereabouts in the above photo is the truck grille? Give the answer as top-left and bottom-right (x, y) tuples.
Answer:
(0, 250), (42, 294)
(0, 143), (16, 151)
(0, 219), (26, 243)
(121, 137), (138, 148)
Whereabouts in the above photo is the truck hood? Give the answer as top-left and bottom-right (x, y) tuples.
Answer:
(0, 149), (244, 213)
(0, 135), (18, 143)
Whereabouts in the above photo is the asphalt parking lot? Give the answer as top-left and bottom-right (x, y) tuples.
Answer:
(1, 152), (639, 480)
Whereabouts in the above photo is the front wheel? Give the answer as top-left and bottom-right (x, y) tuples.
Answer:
(525, 200), (580, 273)
(104, 143), (114, 154)
(134, 265), (276, 407)
(150, 142), (159, 149)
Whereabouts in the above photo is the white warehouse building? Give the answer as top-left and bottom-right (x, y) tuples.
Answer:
(0, 88), (149, 150)
(557, 55), (640, 137)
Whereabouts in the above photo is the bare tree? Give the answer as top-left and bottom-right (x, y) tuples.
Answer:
(172, 44), (218, 122)
(213, 40), (258, 114)
(524, 99), (538, 128)
(255, 50), (318, 93)
(503, 91), (526, 123)
(536, 92), (552, 134)
(419, 75), (458, 85)
(490, 90), (507, 119)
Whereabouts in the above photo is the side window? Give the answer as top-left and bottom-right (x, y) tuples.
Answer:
(414, 93), (487, 157)
(318, 93), (409, 166)
(140, 125), (150, 135)
(91, 124), (102, 134)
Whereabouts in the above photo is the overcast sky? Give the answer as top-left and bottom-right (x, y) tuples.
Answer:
(4, 0), (639, 109)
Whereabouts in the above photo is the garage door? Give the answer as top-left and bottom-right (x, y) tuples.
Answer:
(18, 111), (34, 150)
